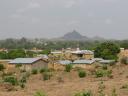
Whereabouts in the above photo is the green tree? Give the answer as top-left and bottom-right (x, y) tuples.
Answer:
(7, 49), (26, 59)
(40, 49), (51, 55)
(94, 42), (120, 60)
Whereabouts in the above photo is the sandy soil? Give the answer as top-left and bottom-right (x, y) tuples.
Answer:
(0, 64), (128, 96)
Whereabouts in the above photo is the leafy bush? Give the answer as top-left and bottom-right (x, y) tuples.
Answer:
(20, 83), (25, 89)
(40, 68), (50, 73)
(95, 70), (105, 78)
(15, 64), (22, 68)
(74, 90), (93, 96)
(43, 72), (52, 81)
(0, 64), (5, 71)
(65, 64), (72, 72)
(32, 69), (38, 74)
(121, 57), (128, 65)
(20, 76), (27, 83)
(34, 90), (47, 96)
(121, 84), (128, 89)
(95, 69), (112, 78)
(102, 65), (108, 70)
(78, 70), (86, 78)
(4, 76), (18, 85)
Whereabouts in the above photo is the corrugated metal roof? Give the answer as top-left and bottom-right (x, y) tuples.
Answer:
(71, 50), (94, 54)
(99, 60), (115, 64)
(92, 58), (103, 61)
(73, 60), (95, 64)
(9, 58), (41, 64)
(51, 51), (62, 54)
(58, 60), (72, 65)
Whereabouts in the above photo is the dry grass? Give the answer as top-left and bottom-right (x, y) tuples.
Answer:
(0, 64), (128, 96)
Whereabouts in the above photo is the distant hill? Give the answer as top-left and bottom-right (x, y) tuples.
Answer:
(55, 30), (104, 41)
(59, 30), (89, 41)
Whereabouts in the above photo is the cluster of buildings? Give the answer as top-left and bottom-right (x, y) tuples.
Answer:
(2, 47), (125, 72)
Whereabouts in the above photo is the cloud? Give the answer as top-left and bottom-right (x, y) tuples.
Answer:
(105, 19), (112, 24)
(64, 0), (77, 8)
(17, 1), (40, 14)
(10, 1), (40, 20)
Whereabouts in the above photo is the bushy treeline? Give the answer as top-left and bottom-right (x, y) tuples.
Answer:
(0, 38), (127, 50)
(0, 49), (35, 59)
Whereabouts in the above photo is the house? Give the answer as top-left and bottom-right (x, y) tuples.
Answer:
(9, 58), (48, 71)
(71, 48), (94, 60)
(49, 60), (72, 70)
(72, 60), (95, 69)
(51, 51), (63, 57)
(120, 48), (128, 57)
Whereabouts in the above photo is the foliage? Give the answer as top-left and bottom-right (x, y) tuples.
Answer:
(95, 69), (112, 78)
(40, 68), (50, 73)
(40, 49), (51, 55)
(111, 88), (117, 96)
(74, 90), (93, 96)
(94, 42), (120, 60)
(98, 81), (105, 96)
(26, 51), (35, 57)
(20, 83), (25, 89)
(121, 57), (128, 65)
(78, 70), (86, 78)
(32, 69), (38, 74)
(20, 76), (27, 83)
(0, 64), (5, 71)
(34, 91), (47, 96)
(8, 49), (26, 59)
(4, 76), (18, 85)
(120, 84), (128, 89)
(65, 64), (72, 72)
(0, 51), (8, 59)
(43, 72), (52, 81)
(102, 65), (108, 70)
(15, 64), (22, 68)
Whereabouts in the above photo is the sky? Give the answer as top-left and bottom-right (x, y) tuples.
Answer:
(0, 0), (128, 39)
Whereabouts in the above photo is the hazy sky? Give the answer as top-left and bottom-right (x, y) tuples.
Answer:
(0, 0), (128, 39)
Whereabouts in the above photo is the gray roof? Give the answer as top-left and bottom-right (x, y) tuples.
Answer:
(9, 58), (42, 64)
(58, 60), (72, 65)
(72, 50), (94, 55)
(73, 60), (95, 64)
(92, 58), (103, 61)
(99, 60), (115, 64)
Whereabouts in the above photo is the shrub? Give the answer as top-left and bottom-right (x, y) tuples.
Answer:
(121, 84), (128, 89)
(111, 88), (117, 96)
(20, 83), (25, 89)
(43, 72), (52, 81)
(25, 72), (31, 78)
(32, 69), (38, 74)
(121, 57), (128, 65)
(74, 90), (93, 96)
(78, 70), (86, 78)
(0, 64), (5, 71)
(95, 70), (105, 78)
(34, 90), (47, 96)
(4, 76), (18, 86)
(65, 64), (72, 72)
(40, 68), (50, 73)
(15, 64), (22, 68)
(20, 76), (27, 83)
(102, 65), (108, 70)
(95, 69), (112, 78)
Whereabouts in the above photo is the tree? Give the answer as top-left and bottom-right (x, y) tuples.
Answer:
(94, 42), (120, 60)
(7, 49), (26, 59)
(40, 49), (51, 55)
